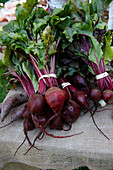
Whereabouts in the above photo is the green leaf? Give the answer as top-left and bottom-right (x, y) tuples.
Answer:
(103, 35), (113, 63)
(88, 65), (95, 75)
(0, 78), (9, 102)
(0, 60), (5, 86)
(63, 27), (77, 42)
(51, 15), (60, 27)
(67, 67), (76, 76)
(33, 19), (47, 32)
(25, 41), (39, 55)
(88, 36), (103, 64)
(48, 42), (56, 56)
(104, 46), (113, 63)
(72, 22), (93, 36)
(42, 25), (51, 45)
(90, 0), (112, 16)
(22, 61), (38, 92)
(52, 8), (62, 16)
(15, 0), (37, 21)
(94, 22), (107, 30)
(3, 20), (24, 32)
(52, 1), (71, 17)
(57, 17), (71, 30)
(4, 48), (12, 66)
(83, 0), (90, 20)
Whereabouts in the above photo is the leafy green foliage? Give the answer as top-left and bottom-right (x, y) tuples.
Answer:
(15, 0), (37, 21)
(57, 0), (113, 76)
(2, 20), (24, 32)
(88, 36), (103, 64)
(0, 0), (113, 90)
(0, 78), (9, 103)
(0, 60), (5, 86)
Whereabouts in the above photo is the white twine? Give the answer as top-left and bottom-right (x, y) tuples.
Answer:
(61, 82), (71, 88)
(39, 74), (57, 81)
(49, 73), (57, 78)
(96, 72), (109, 80)
(98, 99), (107, 107)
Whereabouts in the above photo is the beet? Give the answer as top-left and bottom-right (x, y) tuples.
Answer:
(27, 94), (45, 115)
(24, 119), (35, 131)
(45, 87), (65, 114)
(62, 90), (70, 101)
(73, 91), (88, 108)
(62, 99), (80, 126)
(90, 89), (101, 102)
(22, 105), (31, 120)
(102, 90), (113, 102)
(31, 114), (48, 128)
(50, 116), (63, 130)
(72, 74), (87, 87)
(79, 86), (91, 95)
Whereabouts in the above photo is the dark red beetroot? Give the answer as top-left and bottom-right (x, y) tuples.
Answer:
(72, 74), (87, 87)
(73, 91), (88, 108)
(79, 86), (91, 96)
(31, 114), (48, 128)
(27, 94), (45, 115)
(24, 119), (35, 131)
(23, 105), (32, 120)
(45, 87), (65, 114)
(20, 88), (83, 155)
(50, 116), (63, 130)
(102, 90), (113, 102)
(62, 90), (70, 101)
(62, 99), (80, 127)
(90, 89), (101, 102)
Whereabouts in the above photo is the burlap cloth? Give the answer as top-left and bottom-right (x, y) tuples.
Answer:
(0, 87), (113, 170)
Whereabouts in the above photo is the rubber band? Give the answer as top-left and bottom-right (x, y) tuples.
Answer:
(39, 74), (57, 81)
(96, 72), (109, 80)
(39, 75), (50, 81)
(49, 73), (57, 78)
(61, 82), (71, 88)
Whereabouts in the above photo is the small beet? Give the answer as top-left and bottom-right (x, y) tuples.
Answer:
(62, 90), (70, 101)
(90, 89), (101, 102)
(24, 119), (35, 131)
(31, 114), (48, 128)
(73, 91), (88, 108)
(50, 116), (63, 130)
(22, 105), (31, 120)
(79, 86), (91, 95)
(62, 99), (80, 125)
(72, 74), (87, 87)
(102, 90), (113, 102)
